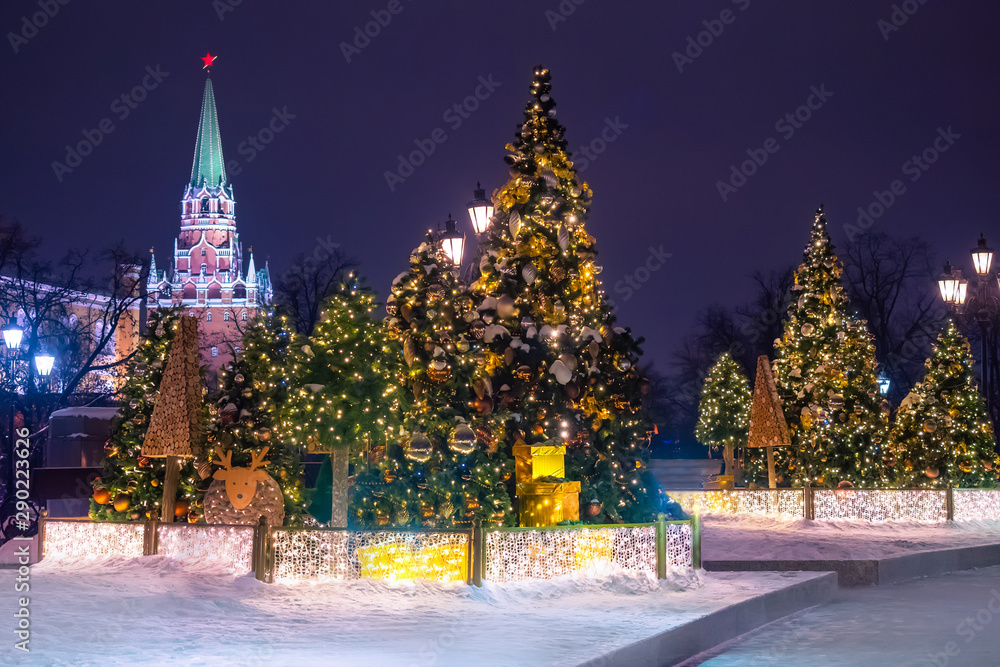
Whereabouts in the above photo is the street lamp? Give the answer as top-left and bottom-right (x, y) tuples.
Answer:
(938, 261), (960, 303)
(972, 235), (994, 276)
(34, 354), (54, 378)
(440, 214), (465, 266)
(3, 324), (22, 351)
(466, 182), (494, 236)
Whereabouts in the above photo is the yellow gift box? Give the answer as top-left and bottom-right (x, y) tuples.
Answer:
(513, 444), (566, 483)
(516, 481), (581, 526)
(357, 542), (468, 582)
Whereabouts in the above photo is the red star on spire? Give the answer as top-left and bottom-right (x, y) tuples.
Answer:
(201, 53), (217, 69)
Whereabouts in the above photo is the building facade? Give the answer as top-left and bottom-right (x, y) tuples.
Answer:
(147, 75), (271, 377)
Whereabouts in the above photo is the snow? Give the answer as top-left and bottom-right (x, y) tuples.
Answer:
(0, 556), (824, 666)
(703, 515), (1000, 561)
(49, 407), (119, 419)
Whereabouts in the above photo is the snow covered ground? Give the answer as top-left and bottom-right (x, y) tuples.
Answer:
(0, 556), (822, 667)
(703, 515), (1000, 560)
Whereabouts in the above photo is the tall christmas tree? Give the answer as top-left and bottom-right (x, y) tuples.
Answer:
(277, 274), (397, 526)
(768, 207), (889, 488)
(351, 235), (514, 529)
(472, 66), (657, 523)
(892, 319), (1000, 488)
(210, 310), (307, 525)
(696, 352), (751, 479)
(91, 310), (207, 521)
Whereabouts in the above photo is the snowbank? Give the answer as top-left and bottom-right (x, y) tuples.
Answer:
(0, 556), (817, 666)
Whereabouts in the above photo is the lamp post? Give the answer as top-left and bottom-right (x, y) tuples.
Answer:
(439, 214), (466, 267)
(466, 182), (494, 237)
(2, 323), (22, 506)
(938, 235), (1000, 433)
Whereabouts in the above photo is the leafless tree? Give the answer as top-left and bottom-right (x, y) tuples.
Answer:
(273, 247), (357, 335)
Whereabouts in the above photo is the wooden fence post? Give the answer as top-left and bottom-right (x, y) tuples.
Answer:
(804, 482), (815, 520)
(946, 486), (954, 522)
(655, 513), (667, 578)
(691, 512), (702, 570)
(253, 516), (271, 582)
(472, 519), (483, 587)
(37, 509), (47, 562)
(144, 509), (160, 556)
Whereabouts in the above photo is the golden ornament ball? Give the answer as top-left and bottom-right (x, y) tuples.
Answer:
(925, 467), (940, 479)
(187, 511), (200, 524)
(93, 487), (111, 505)
(113, 493), (131, 512)
(150, 478), (159, 487)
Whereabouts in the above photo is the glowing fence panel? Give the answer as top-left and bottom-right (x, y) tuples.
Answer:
(43, 521), (144, 559)
(668, 490), (803, 518)
(156, 524), (254, 574)
(270, 530), (469, 583)
(483, 525), (671, 583)
(813, 489), (947, 522)
(953, 489), (1000, 521)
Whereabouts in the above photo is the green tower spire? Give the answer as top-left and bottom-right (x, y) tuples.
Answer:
(189, 76), (226, 189)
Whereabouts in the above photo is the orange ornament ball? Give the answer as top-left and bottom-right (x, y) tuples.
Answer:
(93, 488), (111, 505)
(174, 500), (190, 517)
(113, 493), (131, 512)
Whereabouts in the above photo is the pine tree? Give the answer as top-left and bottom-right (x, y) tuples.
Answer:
(210, 310), (308, 525)
(768, 207), (889, 488)
(91, 310), (207, 521)
(696, 352), (751, 479)
(277, 274), (397, 525)
(892, 319), (1000, 488)
(472, 66), (657, 523)
(351, 235), (514, 529)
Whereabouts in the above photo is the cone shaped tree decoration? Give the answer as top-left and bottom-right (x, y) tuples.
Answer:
(748, 355), (791, 489)
(142, 316), (204, 522)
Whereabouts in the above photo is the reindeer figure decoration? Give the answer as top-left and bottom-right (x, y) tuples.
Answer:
(203, 446), (286, 527)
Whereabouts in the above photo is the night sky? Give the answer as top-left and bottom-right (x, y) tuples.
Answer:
(2, 1), (999, 373)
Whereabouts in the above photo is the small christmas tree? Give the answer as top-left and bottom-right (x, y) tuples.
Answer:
(892, 319), (1000, 488)
(91, 310), (206, 521)
(277, 274), (397, 526)
(472, 66), (657, 522)
(696, 352), (751, 480)
(769, 207), (889, 488)
(351, 235), (514, 529)
(211, 313), (307, 525)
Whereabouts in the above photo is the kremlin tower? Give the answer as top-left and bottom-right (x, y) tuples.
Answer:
(147, 63), (271, 377)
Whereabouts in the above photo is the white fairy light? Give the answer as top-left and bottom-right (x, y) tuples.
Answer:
(812, 489), (947, 522)
(156, 524), (254, 574)
(668, 490), (803, 519)
(43, 521), (144, 559)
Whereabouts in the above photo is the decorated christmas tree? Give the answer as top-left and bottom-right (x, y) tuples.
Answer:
(277, 274), (397, 526)
(892, 319), (1000, 488)
(472, 66), (657, 523)
(696, 352), (751, 480)
(768, 207), (889, 488)
(91, 310), (207, 521)
(210, 313), (308, 525)
(352, 235), (514, 529)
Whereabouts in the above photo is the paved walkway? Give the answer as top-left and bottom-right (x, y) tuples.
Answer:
(684, 565), (1000, 666)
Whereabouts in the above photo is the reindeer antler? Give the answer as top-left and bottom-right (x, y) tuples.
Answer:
(249, 447), (270, 471)
(214, 446), (233, 470)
